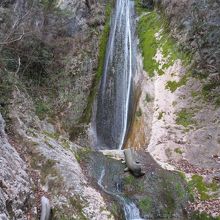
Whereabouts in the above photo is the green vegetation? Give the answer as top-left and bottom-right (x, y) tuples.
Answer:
(43, 130), (60, 140)
(145, 93), (153, 102)
(137, 11), (161, 77)
(123, 175), (144, 193)
(136, 108), (142, 117)
(191, 212), (220, 220)
(135, 2), (191, 77)
(69, 197), (87, 220)
(135, 0), (147, 16)
(75, 147), (92, 163)
(201, 81), (220, 108)
(96, 3), (112, 80)
(158, 111), (164, 120)
(165, 73), (190, 93)
(161, 190), (176, 217)
(188, 175), (218, 201)
(176, 109), (194, 127)
(52, 196), (87, 220)
(35, 100), (51, 120)
(44, 138), (54, 149)
(109, 202), (122, 219)
(174, 148), (183, 154)
(40, 0), (58, 9)
(61, 138), (71, 150)
(80, 2), (113, 123)
(139, 197), (152, 214)
(191, 91), (200, 98)
(215, 97), (220, 107)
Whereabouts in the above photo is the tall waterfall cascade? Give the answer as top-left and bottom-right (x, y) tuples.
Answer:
(95, 0), (137, 150)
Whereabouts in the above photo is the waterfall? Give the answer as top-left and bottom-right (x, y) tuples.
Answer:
(95, 0), (136, 150)
(98, 168), (143, 220)
(94, 0), (141, 218)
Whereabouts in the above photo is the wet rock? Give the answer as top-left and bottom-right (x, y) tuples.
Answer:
(141, 0), (154, 9)
(124, 148), (145, 177)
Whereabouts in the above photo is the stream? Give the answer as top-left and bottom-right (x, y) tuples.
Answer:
(98, 167), (143, 220)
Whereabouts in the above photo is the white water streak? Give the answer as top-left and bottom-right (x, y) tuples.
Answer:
(118, 0), (133, 150)
(98, 167), (143, 220)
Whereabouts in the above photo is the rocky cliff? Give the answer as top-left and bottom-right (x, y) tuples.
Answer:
(127, 0), (220, 218)
(0, 0), (220, 219)
(0, 0), (115, 219)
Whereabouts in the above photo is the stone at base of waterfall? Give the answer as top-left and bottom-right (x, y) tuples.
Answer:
(99, 150), (125, 160)
(124, 148), (145, 177)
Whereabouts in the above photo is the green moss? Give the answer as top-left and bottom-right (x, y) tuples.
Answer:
(191, 91), (200, 98)
(139, 196), (152, 214)
(214, 97), (220, 107)
(35, 100), (51, 120)
(43, 130), (60, 140)
(40, 0), (58, 9)
(123, 175), (144, 193)
(69, 197), (87, 220)
(134, 0), (147, 16)
(80, 2), (112, 123)
(202, 82), (219, 97)
(61, 139), (71, 150)
(136, 4), (191, 77)
(175, 182), (186, 199)
(188, 175), (219, 201)
(109, 202), (123, 219)
(136, 108), (142, 117)
(145, 93), (153, 102)
(158, 111), (164, 120)
(176, 109), (194, 127)
(191, 212), (220, 220)
(137, 12), (160, 77)
(96, 3), (112, 80)
(165, 73), (190, 93)
(44, 139), (55, 149)
(162, 190), (176, 217)
(174, 148), (183, 154)
(0, 77), (13, 129)
(201, 81), (220, 107)
(75, 147), (92, 163)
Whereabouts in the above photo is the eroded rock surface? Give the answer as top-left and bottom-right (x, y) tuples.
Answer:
(0, 114), (35, 220)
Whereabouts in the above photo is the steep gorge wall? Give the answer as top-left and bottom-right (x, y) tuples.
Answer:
(144, 0), (220, 77)
(0, 0), (109, 140)
(0, 0), (115, 219)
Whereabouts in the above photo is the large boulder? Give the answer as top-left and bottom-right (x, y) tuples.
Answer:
(124, 148), (145, 177)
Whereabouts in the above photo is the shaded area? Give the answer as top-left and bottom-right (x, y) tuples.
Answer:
(82, 150), (190, 219)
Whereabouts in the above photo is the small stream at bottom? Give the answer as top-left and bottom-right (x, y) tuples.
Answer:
(98, 167), (143, 220)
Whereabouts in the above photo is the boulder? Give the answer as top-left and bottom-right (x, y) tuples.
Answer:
(124, 148), (145, 177)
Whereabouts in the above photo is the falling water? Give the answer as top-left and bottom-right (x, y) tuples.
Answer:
(98, 168), (143, 220)
(95, 0), (137, 150)
(94, 0), (141, 218)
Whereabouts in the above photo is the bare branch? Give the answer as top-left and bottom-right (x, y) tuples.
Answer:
(0, 28), (25, 45)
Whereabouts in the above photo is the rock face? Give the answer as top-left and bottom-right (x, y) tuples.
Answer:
(0, 0), (115, 219)
(124, 148), (145, 177)
(162, 0), (220, 75)
(0, 0), (108, 142)
(143, 0), (220, 76)
(0, 114), (35, 220)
